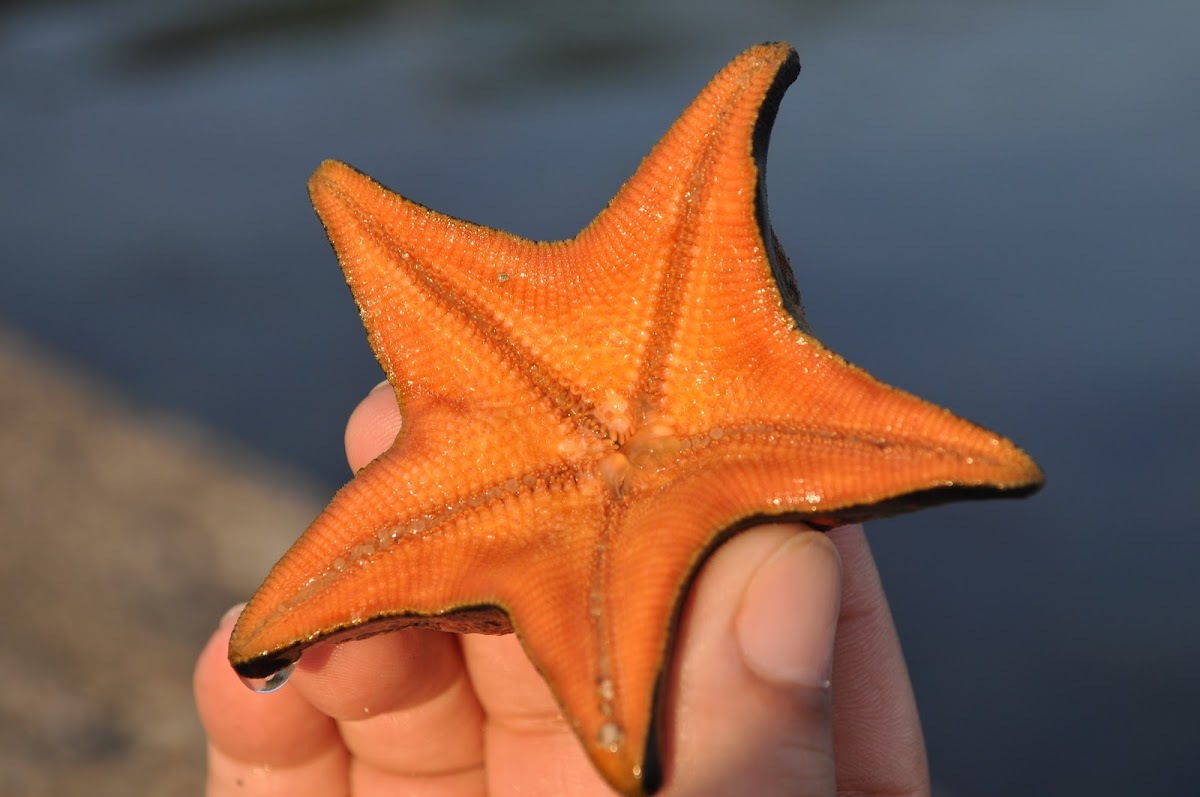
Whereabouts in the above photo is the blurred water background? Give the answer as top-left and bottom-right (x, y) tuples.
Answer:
(1, 0), (1196, 794)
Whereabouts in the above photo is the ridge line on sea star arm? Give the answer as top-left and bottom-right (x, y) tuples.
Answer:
(315, 169), (620, 442)
(623, 51), (800, 417)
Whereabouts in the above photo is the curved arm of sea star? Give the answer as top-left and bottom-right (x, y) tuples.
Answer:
(584, 411), (1040, 794)
(578, 43), (804, 406)
(227, 371), (601, 660)
(227, 427), (652, 791)
(311, 159), (662, 440)
(582, 42), (798, 266)
(310, 162), (605, 428)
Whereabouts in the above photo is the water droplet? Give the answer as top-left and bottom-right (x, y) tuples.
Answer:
(238, 662), (296, 694)
(597, 721), (624, 752)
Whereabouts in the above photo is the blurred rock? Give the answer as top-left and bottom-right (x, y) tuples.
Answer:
(0, 327), (322, 796)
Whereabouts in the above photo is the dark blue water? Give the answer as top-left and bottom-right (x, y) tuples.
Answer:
(3, 1), (1197, 794)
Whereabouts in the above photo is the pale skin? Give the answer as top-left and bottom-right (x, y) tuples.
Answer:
(194, 383), (931, 796)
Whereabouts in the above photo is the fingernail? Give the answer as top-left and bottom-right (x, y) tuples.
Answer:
(220, 602), (247, 628)
(736, 533), (841, 689)
(371, 379), (392, 393)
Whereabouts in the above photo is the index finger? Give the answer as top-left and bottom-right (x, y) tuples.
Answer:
(827, 525), (930, 796)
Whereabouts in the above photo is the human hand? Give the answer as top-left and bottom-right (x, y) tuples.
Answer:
(194, 383), (930, 796)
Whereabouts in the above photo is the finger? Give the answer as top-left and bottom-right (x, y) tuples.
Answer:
(288, 631), (487, 796)
(345, 381), (404, 471)
(462, 633), (614, 796)
(335, 387), (489, 793)
(664, 525), (842, 796)
(195, 606), (349, 796)
(194, 383), (404, 796)
(827, 525), (930, 797)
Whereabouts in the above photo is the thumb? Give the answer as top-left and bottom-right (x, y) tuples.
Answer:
(665, 526), (842, 796)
